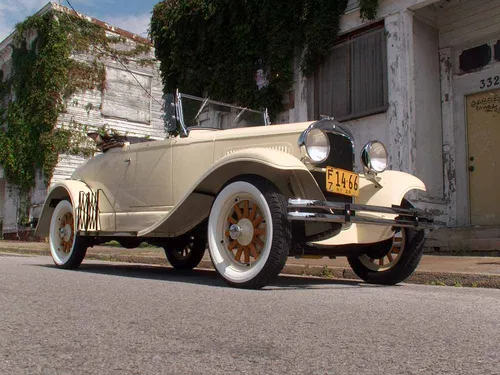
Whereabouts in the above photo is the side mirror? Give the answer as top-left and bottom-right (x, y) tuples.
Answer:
(163, 93), (178, 134)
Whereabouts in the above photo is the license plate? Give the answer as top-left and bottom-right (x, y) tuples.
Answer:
(326, 167), (360, 197)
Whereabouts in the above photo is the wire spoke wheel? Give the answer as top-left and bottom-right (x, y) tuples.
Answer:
(359, 230), (406, 272)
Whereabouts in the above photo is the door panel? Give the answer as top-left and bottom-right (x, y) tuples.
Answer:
(466, 89), (500, 226)
(129, 139), (173, 210)
(113, 150), (137, 212)
(114, 139), (173, 231)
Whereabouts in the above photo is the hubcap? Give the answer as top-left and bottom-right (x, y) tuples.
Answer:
(229, 224), (242, 239)
(225, 199), (267, 266)
(360, 230), (405, 272)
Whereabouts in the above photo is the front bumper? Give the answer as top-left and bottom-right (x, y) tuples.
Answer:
(288, 199), (434, 229)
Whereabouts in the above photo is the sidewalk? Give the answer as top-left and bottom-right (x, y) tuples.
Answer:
(1, 240), (499, 288)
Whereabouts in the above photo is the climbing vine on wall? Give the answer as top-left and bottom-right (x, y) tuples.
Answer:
(150, 0), (379, 117)
(359, 0), (379, 20)
(0, 10), (153, 196)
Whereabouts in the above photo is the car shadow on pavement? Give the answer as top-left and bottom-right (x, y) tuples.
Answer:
(37, 262), (381, 290)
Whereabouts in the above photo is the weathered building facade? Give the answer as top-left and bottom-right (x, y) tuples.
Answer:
(0, 2), (165, 238)
(2, 0), (499, 251)
(283, 0), (500, 251)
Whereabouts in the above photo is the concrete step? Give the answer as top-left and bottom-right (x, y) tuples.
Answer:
(426, 227), (500, 253)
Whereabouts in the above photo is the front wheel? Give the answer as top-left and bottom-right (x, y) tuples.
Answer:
(49, 200), (88, 269)
(208, 176), (291, 289)
(347, 227), (425, 285)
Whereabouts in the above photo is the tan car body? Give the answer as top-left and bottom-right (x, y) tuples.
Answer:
(35, 121), (426, 246)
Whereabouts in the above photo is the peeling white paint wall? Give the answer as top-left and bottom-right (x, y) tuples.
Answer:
(433, 0), (500, 226)
(0, 178), (5, 220)
(2, 183), (19, 236)
(413, 17), (444, 199)
(290, 0), (500, 229)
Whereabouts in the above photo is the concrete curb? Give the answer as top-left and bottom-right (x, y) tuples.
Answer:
(2, 247), (499, 289)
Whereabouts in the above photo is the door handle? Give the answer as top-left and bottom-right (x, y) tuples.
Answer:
(469, 165), (475, 172)
(124, 159), (131, 163)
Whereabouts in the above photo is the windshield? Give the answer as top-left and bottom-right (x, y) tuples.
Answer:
(177, 93), (269, 133)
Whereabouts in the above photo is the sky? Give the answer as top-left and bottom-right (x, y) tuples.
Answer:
(0, 0), (160, 42)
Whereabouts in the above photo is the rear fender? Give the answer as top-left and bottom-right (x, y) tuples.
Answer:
(34, 180), (94, 237)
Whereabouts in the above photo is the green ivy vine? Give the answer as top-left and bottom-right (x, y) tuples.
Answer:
(0, 10), (153, 196)
(150, 0), (379, 117)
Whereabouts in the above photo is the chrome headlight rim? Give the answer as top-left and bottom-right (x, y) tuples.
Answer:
(361, 140), (388, 173)
(303, 128), (330, 164)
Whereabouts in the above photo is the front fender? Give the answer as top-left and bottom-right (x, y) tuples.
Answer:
(309, 170), (427, 246)
(34, 180), (93, 237)
(138, 148), (324, 237)
(357, 170), (426, 207)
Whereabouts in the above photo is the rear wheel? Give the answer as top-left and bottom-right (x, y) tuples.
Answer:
(164, 231), (207, 270)
(208, 176), (291, 289)
(118, 239), (141, 249)
(49, 200), (88, 269)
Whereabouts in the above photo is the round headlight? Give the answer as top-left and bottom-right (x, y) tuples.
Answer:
(305, 129), (330, 163)
(361, 141), (388, 173)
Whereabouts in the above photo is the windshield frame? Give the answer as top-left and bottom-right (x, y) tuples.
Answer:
(174, 91), (270, 137)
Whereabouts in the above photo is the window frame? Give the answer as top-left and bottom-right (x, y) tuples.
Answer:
(310, 22), (388, 122)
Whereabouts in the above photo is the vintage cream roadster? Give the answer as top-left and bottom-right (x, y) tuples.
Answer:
(35, 92), (433, 288)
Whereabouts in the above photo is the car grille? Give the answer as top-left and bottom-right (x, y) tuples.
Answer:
(312, 132), (354, 203)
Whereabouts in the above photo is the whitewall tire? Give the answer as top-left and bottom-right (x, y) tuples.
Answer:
(208, 176), (291, 289)
(49, 200), (88, 269)
(347, 200), (425, 285)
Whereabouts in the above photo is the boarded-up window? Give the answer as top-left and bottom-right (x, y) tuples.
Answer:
(101, 66), (152, 124)
(459, 44), (491, 73)
(311, 26), (387, 121)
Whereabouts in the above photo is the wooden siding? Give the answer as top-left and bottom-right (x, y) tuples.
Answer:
(437, 0), (500, 48)
(51, 35), (165, 185)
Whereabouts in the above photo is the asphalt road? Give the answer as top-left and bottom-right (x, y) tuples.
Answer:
(1, 255), (499, 375)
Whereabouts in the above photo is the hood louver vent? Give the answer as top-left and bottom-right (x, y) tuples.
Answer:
(224, 145), (292, 156)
